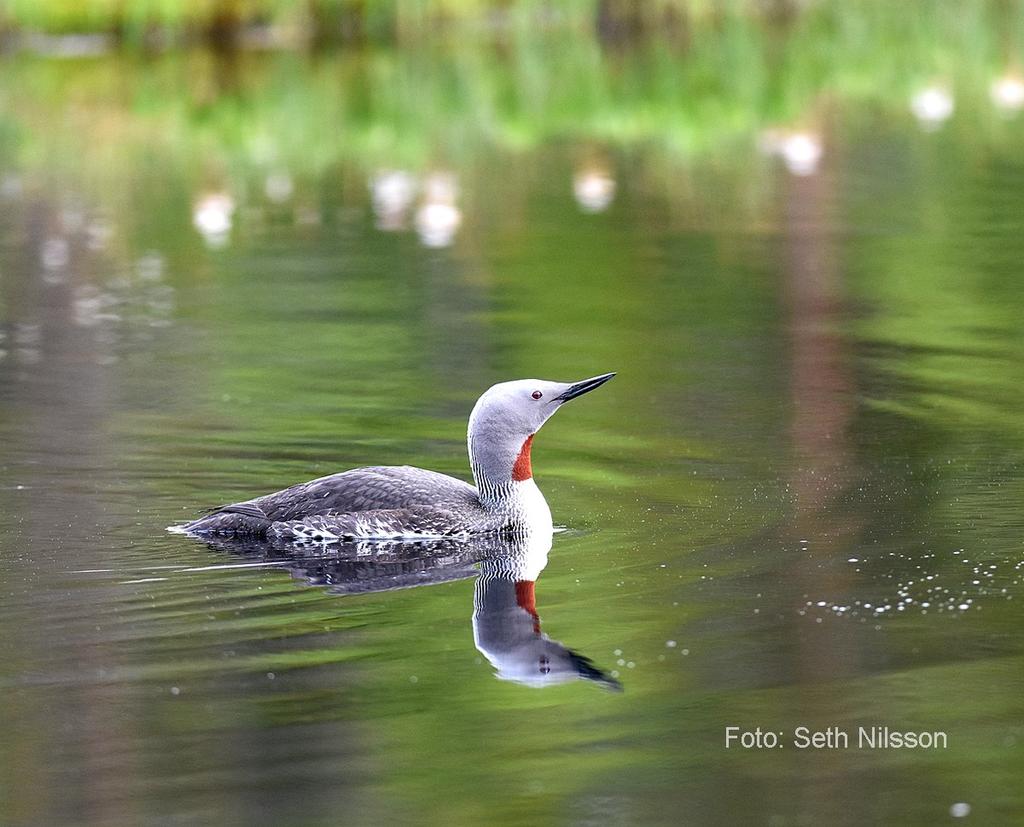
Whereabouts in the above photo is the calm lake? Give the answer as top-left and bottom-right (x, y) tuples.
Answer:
(2, 15), (1024, 826)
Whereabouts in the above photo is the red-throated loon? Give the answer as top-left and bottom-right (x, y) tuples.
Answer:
(173, 373), (615, 541)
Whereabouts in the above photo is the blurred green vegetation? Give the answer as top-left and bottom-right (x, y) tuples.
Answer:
(0, 0), (949, 45)
(0, 0), (1021, 236)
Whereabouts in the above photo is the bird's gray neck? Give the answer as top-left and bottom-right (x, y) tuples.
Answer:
(470, 457), (517, 506)
(469, 437), (550, 530)
(468, 429), (519, 506)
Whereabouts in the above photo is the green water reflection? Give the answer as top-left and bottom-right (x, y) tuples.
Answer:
(2, 8), (1024, 826)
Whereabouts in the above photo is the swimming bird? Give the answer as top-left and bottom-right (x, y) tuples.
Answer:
(175, 373), (615, 541)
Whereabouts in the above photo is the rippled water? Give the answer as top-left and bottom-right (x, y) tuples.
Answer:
(2, 40), (1024, 826)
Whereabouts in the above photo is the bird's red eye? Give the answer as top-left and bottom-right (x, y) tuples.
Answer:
(531, 390), (543, 400)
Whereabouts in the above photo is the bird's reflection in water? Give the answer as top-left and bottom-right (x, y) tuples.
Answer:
(472, 530), (620, 690)
(197, 528), (620, 691)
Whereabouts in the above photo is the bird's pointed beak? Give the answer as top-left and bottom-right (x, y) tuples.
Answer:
(567, 649), (623, 692)
(555, 372), (616, 402)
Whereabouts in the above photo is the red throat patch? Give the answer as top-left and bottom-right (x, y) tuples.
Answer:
(511, 434), (534, 481)
(515, 580), (541, 633)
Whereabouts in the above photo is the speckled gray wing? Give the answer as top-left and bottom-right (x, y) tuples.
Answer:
(183, 466), (480, 537)
(267, 504), (483, 542)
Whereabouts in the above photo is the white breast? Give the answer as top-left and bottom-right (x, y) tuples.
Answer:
(508, 478), (553, 534)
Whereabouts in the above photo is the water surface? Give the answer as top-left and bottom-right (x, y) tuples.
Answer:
(2, 28), (1024, 826)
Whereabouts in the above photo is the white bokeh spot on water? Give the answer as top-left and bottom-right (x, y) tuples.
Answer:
(911, 86), (954, 129)
(991, 75), (1024, 112)
(781, 132), (823, 176)
(265, 170), (294, 203)
(193, 193), (235, 248)
(370, 169), (417, 231)
(573, 169), (616, 213)
(415, 172), (461, 248)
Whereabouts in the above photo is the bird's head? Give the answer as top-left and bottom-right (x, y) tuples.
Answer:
(467, 373), (616, 487)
